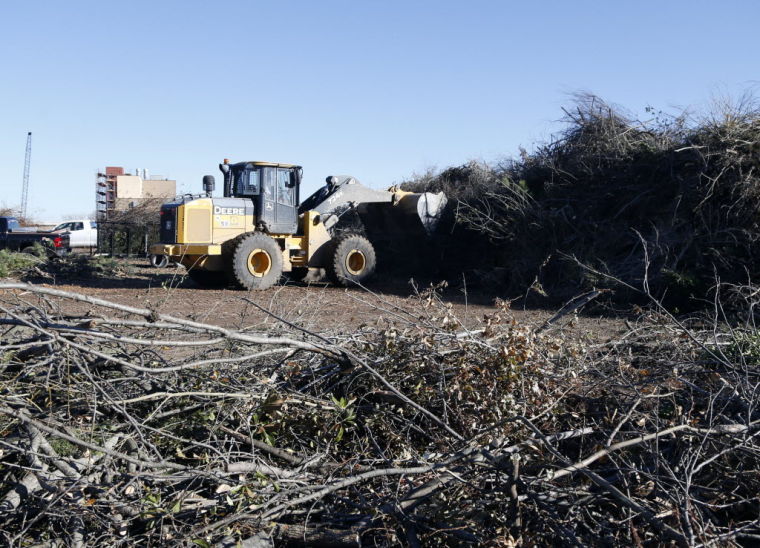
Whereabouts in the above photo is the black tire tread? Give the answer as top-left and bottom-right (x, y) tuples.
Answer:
(326, 234), (376, 286)
(227, 232), (283, 290)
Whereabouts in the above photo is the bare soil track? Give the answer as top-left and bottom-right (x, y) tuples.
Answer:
(32, 260), (622, 340)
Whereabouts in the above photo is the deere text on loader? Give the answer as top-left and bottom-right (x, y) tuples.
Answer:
(150, 160), (447, 290)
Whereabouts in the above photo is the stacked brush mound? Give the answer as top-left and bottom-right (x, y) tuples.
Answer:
(404, 94), (760, 305)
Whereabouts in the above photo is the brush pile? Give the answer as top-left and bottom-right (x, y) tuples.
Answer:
(0, 282), (758, 546)
(40, 254), (125, 280)
(405, 94), (760, 303)
(0, 251), (126, 282)
(0, 249), (45, 279)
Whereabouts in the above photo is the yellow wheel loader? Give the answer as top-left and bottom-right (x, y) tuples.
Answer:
(149, 160), (447, 290)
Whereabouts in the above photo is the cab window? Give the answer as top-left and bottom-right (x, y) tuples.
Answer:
(277, 169), (293, 205)
(262, 168), (276, 201)
(235, 168), (260, 195)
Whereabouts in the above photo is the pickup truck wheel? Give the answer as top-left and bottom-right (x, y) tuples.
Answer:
(21, 246), (44, 258)
(149, 254), (170, 268)
(327, 234), (376, 286)
(186, 268), (229, 288)
(228, 233), (283, 290)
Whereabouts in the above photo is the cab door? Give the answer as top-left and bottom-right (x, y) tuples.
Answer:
(260, 167), (277, 230)
(274, 168), (297, 233)
(69, 222), (86, 247)
(259, 167), (297, 234)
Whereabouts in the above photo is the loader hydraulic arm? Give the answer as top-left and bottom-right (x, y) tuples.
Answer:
(299, 175), (448, 237)
(298, 176), (399, 216)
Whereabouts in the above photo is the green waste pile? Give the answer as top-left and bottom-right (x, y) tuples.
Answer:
(405, 94), (760, 305)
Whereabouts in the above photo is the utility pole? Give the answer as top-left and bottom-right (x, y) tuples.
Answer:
(20, 132), (32, 219)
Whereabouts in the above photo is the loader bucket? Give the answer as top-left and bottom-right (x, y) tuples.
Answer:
(357, 191), (448, 241)
(395, 192), (448, 236)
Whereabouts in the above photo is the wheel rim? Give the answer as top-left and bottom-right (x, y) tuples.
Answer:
(345, 249), (366, 275)
(247, 249), (272, 277)
(151, 254), (168, 268)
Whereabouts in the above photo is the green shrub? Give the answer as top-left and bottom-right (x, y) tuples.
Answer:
(49, 254), (124, 279)
(23, 242), (48, 258)
(0, 249), (43, 278)
(722, 329), (760, 367)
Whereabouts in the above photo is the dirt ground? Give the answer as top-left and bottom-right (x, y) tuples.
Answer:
(15, 259), (626, 341)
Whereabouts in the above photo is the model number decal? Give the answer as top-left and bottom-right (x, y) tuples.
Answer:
(214, 215), (242, 228)
(327, 191), (344, 205)
(214, 206), (244, 215)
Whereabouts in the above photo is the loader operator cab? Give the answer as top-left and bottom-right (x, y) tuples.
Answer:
(215, 160), (302, 235)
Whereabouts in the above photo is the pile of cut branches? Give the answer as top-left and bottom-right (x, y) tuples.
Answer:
(0, 283), (758, 546)
(41, 254), (125, 280)
(0, 249), (45, 279)
(405, 94), (760, 305)
(0, 251), (127, 282)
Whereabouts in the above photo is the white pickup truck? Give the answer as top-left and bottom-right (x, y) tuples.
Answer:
(52, 220), (98, 251)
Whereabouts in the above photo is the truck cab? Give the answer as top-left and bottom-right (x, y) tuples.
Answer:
(0, 217), (37, 233)
(0, 216), (70, 254)
(52, 220), (97, 250)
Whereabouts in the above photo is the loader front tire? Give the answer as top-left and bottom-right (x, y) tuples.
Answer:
(327, 234), (376, 286)
(229, 233), (283, 290)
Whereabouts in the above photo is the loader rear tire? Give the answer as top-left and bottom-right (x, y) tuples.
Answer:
(327, 234), (376, 286)
(187, 268), (228, 289)
(229, 233), (283, 290)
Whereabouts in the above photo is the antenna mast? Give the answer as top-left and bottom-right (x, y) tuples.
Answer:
(20, 132), (32, 219)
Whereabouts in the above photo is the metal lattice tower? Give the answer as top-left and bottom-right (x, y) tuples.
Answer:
(20, 132), (32, 219)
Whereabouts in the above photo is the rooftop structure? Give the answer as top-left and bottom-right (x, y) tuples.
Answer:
(96, 167), (176, 221)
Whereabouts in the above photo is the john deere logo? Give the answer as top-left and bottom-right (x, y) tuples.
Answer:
(214, 206), (244, 215)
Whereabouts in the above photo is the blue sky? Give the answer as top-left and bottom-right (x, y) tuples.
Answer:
(0, 1), (757, 220)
